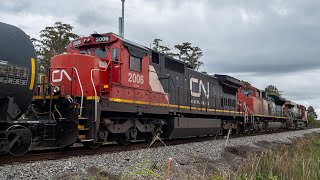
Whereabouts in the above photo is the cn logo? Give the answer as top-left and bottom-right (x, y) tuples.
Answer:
(52, 69), (72, 83)
(190, 77), (210, 99)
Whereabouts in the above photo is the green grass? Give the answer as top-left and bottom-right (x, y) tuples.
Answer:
(308, 115), (320, 128)
(82, 134), (320, 180)
(221, 136), (320, 180)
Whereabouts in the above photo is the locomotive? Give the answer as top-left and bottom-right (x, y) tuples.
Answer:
(0, 23), (307, 156)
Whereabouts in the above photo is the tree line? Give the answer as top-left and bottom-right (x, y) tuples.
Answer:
(31, 22), (204, 73)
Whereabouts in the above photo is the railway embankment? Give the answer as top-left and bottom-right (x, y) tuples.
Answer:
(0, 128), (319, 179)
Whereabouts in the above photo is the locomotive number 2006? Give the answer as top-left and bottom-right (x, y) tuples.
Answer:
(128, 73), (144, 84)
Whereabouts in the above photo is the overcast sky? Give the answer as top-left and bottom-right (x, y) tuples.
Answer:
(1, 0), (319, 115)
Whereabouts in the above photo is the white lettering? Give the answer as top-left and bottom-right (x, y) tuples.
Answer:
(95, 36), (109, 42)
(190, 77), (210, 99)
(72, 40), (81, 46)
(52, 69), (72, 83)
(128, 72), (144, 84)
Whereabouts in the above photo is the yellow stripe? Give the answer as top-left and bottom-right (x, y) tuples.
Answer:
(29, 58), (36, 90)
(108, 97), (289, 118)
(109, 97), (240, 114)
(33, 95), (59, 100)
(86, 96), (101, 100)
(78, 125), (85, 129)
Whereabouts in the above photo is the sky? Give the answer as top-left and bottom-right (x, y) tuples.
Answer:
(1, 0), (319, 115)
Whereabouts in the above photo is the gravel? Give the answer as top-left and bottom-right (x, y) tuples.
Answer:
(1, 128), (320, 179)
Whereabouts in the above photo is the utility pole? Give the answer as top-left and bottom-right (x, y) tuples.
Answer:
(120, 0), (125, 37)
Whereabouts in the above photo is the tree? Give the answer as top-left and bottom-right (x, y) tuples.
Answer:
(265, 85), (282, 97)
(152, 38), (173, 55)
(32, 22), (78, 73)
(152, 39), (162, 52)
(174, 42), (192, 61)
(175, 42), (203, 70)
(151, 39), (204, 70)
(307, 106), (318, 119)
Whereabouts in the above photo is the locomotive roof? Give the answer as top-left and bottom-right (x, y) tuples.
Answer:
(111, 33), (149, 51)
(214, 74), (244, 87)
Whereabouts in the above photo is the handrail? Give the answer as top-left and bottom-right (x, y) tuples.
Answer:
(90, 60), (110, 122)
(72, 67), (84, 117)
(50, 67), (84, 117)
(238, 101), (254, 123)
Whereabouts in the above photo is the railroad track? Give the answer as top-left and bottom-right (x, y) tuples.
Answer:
(0, 128), (309, 165)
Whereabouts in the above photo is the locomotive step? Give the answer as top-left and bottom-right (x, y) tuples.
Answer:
(79, 136), (94, 142)
(78, 135), (86, 140)
(78, 125), (89, 130)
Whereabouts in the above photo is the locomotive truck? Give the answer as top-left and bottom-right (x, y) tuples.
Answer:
(0, 22), (307, 156)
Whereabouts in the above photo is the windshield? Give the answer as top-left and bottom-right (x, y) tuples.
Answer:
(95, 48), (107, 58)
(240, 89), (254, 95)
(79, 49), (91, 55)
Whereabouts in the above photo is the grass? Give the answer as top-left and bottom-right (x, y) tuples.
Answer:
(308, 115), (320, 128)
(70, 131), (320, 180)
(221, 135), (320, 180)
(117, 135), (320, 180)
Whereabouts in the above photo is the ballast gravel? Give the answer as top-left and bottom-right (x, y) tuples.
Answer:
(1, 128), (320, 179)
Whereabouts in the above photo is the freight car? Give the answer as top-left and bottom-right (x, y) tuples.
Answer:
(0, 22), (78, 156)
(0, 24), (308, 156)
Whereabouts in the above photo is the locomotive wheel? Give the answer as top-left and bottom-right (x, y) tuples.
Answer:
(118, 133), (130, 146)
(83, 142), (102, 149)
(6, 125), (32, 156)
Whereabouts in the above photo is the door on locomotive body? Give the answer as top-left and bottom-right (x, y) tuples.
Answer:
(93, 46), (109, 95)
(110, 44), (121, 84)
(210, 78), (220, 110)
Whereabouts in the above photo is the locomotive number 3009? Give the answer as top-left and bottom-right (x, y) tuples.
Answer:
(128, 72), (144, 84)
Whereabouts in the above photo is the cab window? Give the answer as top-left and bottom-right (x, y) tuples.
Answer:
(129, 56), (142, 72)
(112, 48), (119, 63)
(95, 48), (107, 58)
(79, 49), (91, 55)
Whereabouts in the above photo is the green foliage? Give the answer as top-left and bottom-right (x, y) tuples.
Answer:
(152, 39), (171, 54)
(175, 43), (203, 70)
(151, 39), (204, 70)
(120, 160), (165, 180)
(221, 136), (320, 180)
(32, 22), (78, 73)
(308, 106), (318, 119)
(265, 85), (282, 97)
(152, 38), (162, 51)
(308, 114), (320, 127)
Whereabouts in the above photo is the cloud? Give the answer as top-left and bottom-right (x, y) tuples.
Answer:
(0, 0), (319, 115)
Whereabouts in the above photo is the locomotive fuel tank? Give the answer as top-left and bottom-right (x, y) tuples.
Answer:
(263, 122), (283, 130)
(0, 22), (37, 120)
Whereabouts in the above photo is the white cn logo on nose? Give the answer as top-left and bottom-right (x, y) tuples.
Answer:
(52, 69), (72, 82)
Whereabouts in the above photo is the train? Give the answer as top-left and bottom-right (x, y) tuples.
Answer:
(0, 22), (308, 156)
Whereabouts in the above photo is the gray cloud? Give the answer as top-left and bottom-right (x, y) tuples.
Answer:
(76, 11), (114, 27)
(0, 0), (319, 115)
(0, 0), (30, 13)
